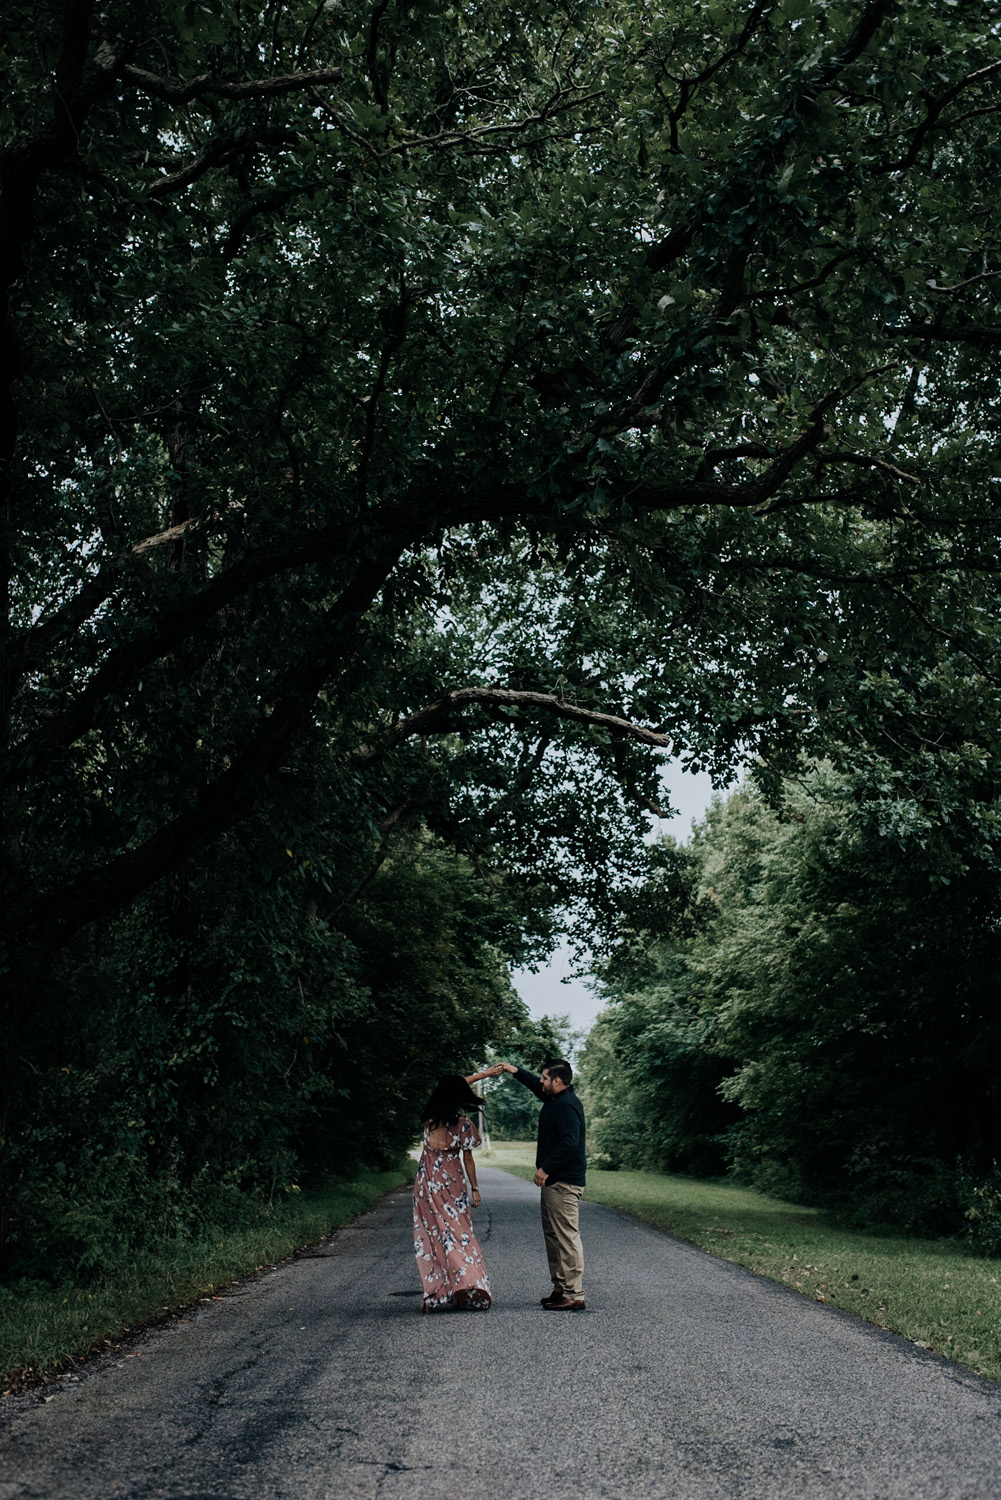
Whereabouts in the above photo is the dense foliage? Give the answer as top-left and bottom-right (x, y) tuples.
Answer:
(3, 0), (1001, 1273)
(10, 829), (526, 1279)
(582, 776), (1001, 1241)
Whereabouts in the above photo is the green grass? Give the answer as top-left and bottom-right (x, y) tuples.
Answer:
(0, 1163), (412, 1394)
(479, 1143), (1001, 1383)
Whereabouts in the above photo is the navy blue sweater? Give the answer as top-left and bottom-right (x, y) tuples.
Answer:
(513, 1067), (586, 1186)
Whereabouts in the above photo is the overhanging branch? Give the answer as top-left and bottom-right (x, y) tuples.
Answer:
(6, 430), (915, 786)
(113, 62), (343, 104)
(13, 503), (244, 677)
(16, 542), (406, 949)
(352, 688), (676, 766)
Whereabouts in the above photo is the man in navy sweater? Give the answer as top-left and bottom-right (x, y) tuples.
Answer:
(498, 1057), (587, 1310)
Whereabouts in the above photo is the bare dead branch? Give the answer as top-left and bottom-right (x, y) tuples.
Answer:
(924, 269), (1000, 296)
(132, 500), (245, 556)
(5, 403), (921, 784)
(13, 500), (246, 679)
(352, 688), (676, 766)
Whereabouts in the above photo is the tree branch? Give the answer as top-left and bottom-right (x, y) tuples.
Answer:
(890, 58), (1001, 173)
(692, 442), (773, 482)
(6, 407), (919, 785)
(351, 688), (676, 766)
(645, 0), (893, 277)
(385, 89), (604, 154)
(751, 365), (903, 512)
(468, 733), (553, 831)
(145, 127), (301, 199)
(883, 321), (1001, 346)
(13, 505), (243, 675)
(114, 62), (343, 104)
(879, 582), (1001, 690)
(610, 741), (669, 819)
(819, 450), (921, 486)
(15, 542), (406, 949)
(329, 792), (426, 917)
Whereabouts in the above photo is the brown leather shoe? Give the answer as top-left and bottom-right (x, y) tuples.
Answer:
(540, 1290), (563, 1306)
(543, 1296), (585, 1311)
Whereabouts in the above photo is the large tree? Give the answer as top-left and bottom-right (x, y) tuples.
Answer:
(4, 0), (1001, 1079)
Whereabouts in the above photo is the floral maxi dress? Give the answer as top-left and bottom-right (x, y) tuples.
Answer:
(413, 1114), (492, 1311)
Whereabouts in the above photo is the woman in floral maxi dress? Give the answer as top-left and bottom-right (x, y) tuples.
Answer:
(414, 1071), (502, 1312)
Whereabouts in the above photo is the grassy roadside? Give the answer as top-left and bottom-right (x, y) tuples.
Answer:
(0, 1162), (412, 1395)
(480, 1142), (1001, 1384)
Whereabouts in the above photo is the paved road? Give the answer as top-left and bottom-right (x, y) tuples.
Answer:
(4, 1167), (1001, 1499)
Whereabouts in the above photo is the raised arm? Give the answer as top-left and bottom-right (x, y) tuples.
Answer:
(497, 1061), (545, 1100)
(465, 1064), (506, 1084)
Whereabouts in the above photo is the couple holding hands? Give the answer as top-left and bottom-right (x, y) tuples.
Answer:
(413, 1058), (587, 1313)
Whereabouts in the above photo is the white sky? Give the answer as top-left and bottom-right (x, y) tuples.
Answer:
(511, 760), (732, 1038)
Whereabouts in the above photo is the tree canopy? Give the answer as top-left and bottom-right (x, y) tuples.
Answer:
(6, 0), (1001, 955)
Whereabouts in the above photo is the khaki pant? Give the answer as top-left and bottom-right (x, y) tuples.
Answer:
(540, 1181), (584, 1299)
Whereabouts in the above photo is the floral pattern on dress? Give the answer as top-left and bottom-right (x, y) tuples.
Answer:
(413, 1114), (491, 1311)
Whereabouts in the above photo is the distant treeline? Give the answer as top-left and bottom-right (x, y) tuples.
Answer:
(581, 775), (1001, 1249)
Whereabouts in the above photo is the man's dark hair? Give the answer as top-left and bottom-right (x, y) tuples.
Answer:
(543, 1059), (573, 1087)
(421, 1075), (484, 1127)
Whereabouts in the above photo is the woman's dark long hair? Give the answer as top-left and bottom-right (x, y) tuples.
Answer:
(421, 1075), (485, 1128)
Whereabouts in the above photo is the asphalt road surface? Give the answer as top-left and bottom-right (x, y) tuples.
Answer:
(4, 1166), (1001, 1500)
